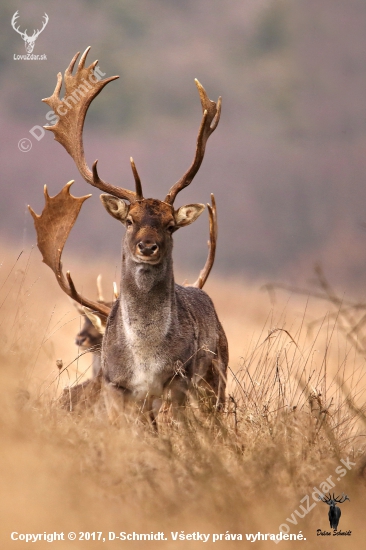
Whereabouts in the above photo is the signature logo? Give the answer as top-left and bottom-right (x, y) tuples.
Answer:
(319, 493), (350, 530)
(11, 10), (48, 54)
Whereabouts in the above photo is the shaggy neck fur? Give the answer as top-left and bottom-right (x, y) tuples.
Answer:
(119, 241), (177, 343)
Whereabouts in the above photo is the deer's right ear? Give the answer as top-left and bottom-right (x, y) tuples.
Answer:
(100, 194), (130, 223)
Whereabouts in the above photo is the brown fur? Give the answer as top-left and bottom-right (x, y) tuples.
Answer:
(75, 315), (103, 378)
(100, 197), (228, 425)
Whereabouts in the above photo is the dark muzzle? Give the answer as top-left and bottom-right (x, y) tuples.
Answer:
(137, 242), (159, 257)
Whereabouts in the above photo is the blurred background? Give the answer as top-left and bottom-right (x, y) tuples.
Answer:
(2, 0), (366, 290)
(2, 5), (366, 543)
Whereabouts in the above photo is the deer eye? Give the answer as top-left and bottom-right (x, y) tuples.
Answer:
(167, 223), (175, 234)
(126, 219), (133, 227)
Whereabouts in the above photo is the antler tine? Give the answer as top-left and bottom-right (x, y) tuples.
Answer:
(43, 48), (137, 203)
(130, 157), (144, 200)
(65, 49), (80, 76)
(91, 160), (136, 203)
(28, 181), (110, 318)
(188, 193), (217, 289)
(165, 80), (221, 204)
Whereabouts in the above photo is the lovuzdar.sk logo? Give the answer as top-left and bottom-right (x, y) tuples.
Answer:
(11, 10), (48, 60)
(317, 493), (351, 537)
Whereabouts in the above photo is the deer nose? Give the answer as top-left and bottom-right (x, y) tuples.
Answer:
(75, 335), (86, 346)
(137, 242), (159, 257)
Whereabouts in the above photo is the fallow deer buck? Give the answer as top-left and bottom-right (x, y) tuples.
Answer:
(29, 47), (228, 423)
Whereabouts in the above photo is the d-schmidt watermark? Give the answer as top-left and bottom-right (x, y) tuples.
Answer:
(12, 10), (48, 60)
(18, 65), (106, 152)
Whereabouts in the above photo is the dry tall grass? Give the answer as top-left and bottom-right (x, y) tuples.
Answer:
(1, 243), (365, 549)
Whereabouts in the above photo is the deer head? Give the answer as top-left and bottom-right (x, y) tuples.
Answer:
(73, 275), (111, 348)
(11, 11), (48, 53)
(101, 195), (204, 267)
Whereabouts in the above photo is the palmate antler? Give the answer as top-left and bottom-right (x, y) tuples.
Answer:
(42, 47), (142, 203)
(28, 182), (110, 318)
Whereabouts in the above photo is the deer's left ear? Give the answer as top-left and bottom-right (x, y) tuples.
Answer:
(100, 194), (130, 223)
(174, 204), (205, 228)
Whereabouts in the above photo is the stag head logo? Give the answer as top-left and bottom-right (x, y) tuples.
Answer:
(11, 11), (48, 54)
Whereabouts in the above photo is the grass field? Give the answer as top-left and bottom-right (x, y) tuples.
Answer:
(1, 243), (365, 549)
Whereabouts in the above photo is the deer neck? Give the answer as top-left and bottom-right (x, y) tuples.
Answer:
(119, 246), (177, 339)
